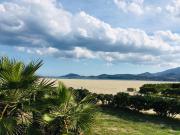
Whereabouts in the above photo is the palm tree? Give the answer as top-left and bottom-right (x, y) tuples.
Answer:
(43, 82), (97, 135)
(0, 57), (43, 90)
(0, 57), (97, 135)
(0, 57), (46, 134)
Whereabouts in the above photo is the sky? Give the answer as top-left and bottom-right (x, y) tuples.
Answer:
(0, 0), (180, 76)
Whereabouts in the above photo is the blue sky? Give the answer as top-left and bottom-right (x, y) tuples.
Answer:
(0, 0), (180, 76)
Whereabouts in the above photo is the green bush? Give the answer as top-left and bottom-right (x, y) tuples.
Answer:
(168, 99), (180, 117)
(151, 97), (171, 117)
(69, 83), (180, 118)
(139, 83), (180, 97)
(139, 86), (158, 94)
(129, 95), (152, 111)
(109, 92), (180, 117)
(104, 94), (114, 105)
(171, 83), (180, 88)
(113, 92), (130, 108)
(74, 88), (91, 102)
(161, 88), (180, 97)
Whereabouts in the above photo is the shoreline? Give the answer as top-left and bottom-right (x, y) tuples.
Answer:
(45, 77), (180, 83)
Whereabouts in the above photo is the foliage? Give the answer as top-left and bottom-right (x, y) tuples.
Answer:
(113, 92), (129, 108)
(139, 86), (158, 94)
(76, 88), (180, 117)
(139, 83), (171, 95)
(74, 88), (91, 102)
(161, 88), (180, 97)
(0, 57), (97, 135)
(43, 82), (97, 135)
(139, 83), (180, 98)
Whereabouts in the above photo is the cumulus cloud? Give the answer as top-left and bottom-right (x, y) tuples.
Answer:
(114, 0), (144, 15)
(16, 46), (60, 55)
(0, 0), (180, 67)
(16, 46), (95, 59)
(155, 31), (180, 46)
(16, 46), (180, 67)
(113, 0), (162, 15)
(113, 0), (180, 19)
(166, 0), (180, 18)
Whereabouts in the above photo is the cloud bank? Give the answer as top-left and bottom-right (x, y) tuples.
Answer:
(0, 0), (180, 67)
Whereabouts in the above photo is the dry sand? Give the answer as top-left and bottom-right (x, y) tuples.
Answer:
(56, 79), (173, 94)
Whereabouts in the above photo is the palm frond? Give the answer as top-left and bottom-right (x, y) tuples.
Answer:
(0, 57), (43, 90)
(0, 118), (18, 135)
(0, 57), (97, 135)
(56, 82), (74, 105)
(22, 60), (43, 76)
(38, 78), (56, 89)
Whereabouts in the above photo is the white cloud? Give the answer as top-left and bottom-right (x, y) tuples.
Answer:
(114, 0), (143, 15)
(155, 30), (180, 45)
(166, 0), (180, 17)
(113, 0), (180, 19)
(114, 0), (144, 15)
(15, 45), (180, 68)
(0, 4), (5, 12)
(73, 47), (95, 59)
(72, 11), (177, 54)
(16, 46), (59, 55)
(16, 46), (95, 59)
(0, 0), (180, 67)
(113, 0), (162, 16)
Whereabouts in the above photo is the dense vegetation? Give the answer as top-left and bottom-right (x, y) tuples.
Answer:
(0, 57), (97, 135)
(139, 83), (180, 97)
(75, 84), (180, 118)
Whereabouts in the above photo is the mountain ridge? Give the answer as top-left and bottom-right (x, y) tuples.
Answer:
(59, 67), (180, 81)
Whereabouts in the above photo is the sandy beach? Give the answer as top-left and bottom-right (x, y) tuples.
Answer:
(56, 79), (173, 94)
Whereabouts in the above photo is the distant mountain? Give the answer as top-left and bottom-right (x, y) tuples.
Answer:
(138, 72), (152, 76)
(59, 67), (180, 81)
(153, 67), (180, 81)
(154, 67), (180, 76)
(61, 73), (82, 79)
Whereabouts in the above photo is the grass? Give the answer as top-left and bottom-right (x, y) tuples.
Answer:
(92, 107), (180, 135)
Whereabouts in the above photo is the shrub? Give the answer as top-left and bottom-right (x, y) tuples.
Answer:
(104, 94), (114, 105)
(171, 83), (180, 88)
(168, 99), (180, 117)
(151, 97), (172, 117)
(113, 92), (130, 108)
(97, 94), (106, 105)
(139, 86), (158, 94)
(161, 88), (180, 97)
(71, 83), (180, 118)
(127, 88), (136, 92)
(110, 91), (180, 117)
(129, 95), (152, 111)
(74, 88), (91, 102)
